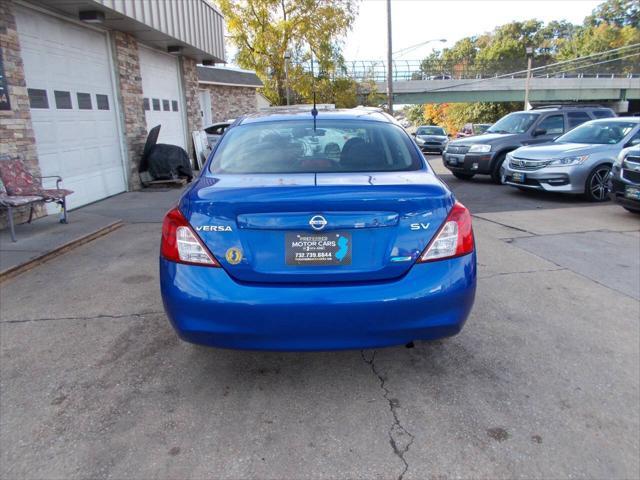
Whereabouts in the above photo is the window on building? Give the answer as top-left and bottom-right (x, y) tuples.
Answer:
(77, 92), (92, 110)
(171, 100), (179, 112)
(143, 98), (150, 111)
(96, 94), (110, 110)
(537, 114), (564, 135)
(28, 89), (49, 109)
(54, 90), (72, 109)
(162, 99), (170, 111)
(152, 98), (160, 111)
(567, 111), (591, 129)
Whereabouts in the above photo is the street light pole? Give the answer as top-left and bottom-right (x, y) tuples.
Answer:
(386, 0), (393, 115)
(524, 46), (533, 111)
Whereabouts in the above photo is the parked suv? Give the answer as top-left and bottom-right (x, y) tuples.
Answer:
(443, 105), (616, 182)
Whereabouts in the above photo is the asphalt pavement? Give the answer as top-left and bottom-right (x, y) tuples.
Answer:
(1, 157), (639, 479)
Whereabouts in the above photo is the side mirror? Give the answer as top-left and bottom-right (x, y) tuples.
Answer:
(411, 132), (416, 136)
(532, 128), (547, 137)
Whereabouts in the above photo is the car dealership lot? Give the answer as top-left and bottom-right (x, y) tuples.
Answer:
(1, 157), (639, 479)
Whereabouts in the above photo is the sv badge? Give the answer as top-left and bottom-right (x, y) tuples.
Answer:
(410, 223), (430, 230)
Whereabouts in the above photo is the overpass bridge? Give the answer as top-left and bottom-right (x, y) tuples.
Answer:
(372, 76), (640, 104)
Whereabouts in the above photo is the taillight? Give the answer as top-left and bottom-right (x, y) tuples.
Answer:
(161, 208), (220, 267)
(418, 201), (474, 262)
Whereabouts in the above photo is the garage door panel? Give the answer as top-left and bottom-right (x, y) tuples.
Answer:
(138, 45), (186, 149)
(16, 6), (126, 209)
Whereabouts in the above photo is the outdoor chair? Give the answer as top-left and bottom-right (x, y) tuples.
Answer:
(0, 155), (73, 242)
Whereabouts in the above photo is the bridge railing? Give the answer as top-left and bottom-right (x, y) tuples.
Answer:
(293, 57), (639, 83)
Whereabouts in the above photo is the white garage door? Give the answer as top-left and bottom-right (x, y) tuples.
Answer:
(15, 6), (126, 210)
(138, 45), (186, 149)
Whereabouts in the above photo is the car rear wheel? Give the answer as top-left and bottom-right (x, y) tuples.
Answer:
(584, 164), (612, 202)
(490, 153), (507, 184)
(453, 172), (475, 180)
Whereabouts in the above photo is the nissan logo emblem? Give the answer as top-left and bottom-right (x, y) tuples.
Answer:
(309, 215), (328, 231)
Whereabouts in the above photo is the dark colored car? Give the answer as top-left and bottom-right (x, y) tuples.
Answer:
(443, 105), (616, 182)
(610, 145), (640, 213)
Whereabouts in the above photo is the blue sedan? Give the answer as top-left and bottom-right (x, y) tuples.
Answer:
(160, 109), (476, 351)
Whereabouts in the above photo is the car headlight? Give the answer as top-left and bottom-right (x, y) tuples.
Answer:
(468, 144), (491, 153)
(415, 137), (425, 145)
(548, 155), (589, 166)
(614, 150), (626, 167)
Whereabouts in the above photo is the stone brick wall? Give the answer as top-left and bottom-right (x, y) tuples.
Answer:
(181, 57), (200, 144)
(202, 84), (259, 123)
(112, 32), (146, 190)
(0, 0), (43, 227)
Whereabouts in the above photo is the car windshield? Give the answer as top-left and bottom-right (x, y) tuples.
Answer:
(555, 121), (637, 145)
(210, 119), (423, 174)
(486, 113), (538, 134)
(416, 126), (446, 136)
(475, 124), (491, 134)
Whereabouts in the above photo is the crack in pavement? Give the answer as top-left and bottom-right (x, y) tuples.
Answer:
(479, 267), (567, 280)
(1, 311), (164, 325)
(361, 350), (414, 480)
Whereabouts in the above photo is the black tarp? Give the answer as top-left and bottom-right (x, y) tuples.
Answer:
(139, 125), (193, 182)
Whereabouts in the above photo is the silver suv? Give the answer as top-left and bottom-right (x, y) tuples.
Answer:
(502, 118), (640, 201)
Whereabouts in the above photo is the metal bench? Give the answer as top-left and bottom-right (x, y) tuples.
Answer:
(0, 155), (73, 242)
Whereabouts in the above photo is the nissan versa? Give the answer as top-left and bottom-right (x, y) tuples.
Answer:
(159, 109), (476, 351)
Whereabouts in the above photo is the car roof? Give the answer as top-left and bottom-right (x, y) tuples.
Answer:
(586, 117), (640, 124)
(237, 108), (397, 125)
(418, 125), (444, 128)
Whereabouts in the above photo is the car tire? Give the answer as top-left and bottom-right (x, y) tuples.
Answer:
(584, 164), (612, 202)
(453, 172), (475, 180)
(490, 153), (507, 184)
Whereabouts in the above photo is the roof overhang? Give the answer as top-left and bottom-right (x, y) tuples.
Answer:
(23, 0), (226, 63)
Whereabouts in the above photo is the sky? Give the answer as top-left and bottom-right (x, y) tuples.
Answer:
(342, 0), (603, 61)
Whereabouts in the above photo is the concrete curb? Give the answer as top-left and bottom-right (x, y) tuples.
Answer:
(0, 221), (124, 283)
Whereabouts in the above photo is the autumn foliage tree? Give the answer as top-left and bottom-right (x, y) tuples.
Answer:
(217, 0), (358, 106)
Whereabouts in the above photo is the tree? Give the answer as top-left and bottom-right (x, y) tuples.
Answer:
(585, 0), (640, 27)
(217, 0), (357, 106)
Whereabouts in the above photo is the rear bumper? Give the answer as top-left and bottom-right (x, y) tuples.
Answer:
(159, 254), (477, 351)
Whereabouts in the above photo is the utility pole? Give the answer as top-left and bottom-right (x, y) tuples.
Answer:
(524, 46), (533, 110)
(284, 51), (291, 106)
(386, 0), (393, 115)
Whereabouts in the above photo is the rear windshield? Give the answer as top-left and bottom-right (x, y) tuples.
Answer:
(210, 119), (424, 174)
(416, 126), (446, 136)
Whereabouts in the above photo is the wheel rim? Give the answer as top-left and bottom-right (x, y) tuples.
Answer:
(589, 166), (611, 200)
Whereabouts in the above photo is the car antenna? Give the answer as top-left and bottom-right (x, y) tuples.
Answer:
(310, 53), (318, 131)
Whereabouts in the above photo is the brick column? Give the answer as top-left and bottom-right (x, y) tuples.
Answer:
(112, 31), (146, 190)
(181, 56), (200, 158)
(0, 0), (43, 227)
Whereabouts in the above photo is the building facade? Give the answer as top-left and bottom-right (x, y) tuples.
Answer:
(1, 0), (225, 224)
(197, 66), (265, 125)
